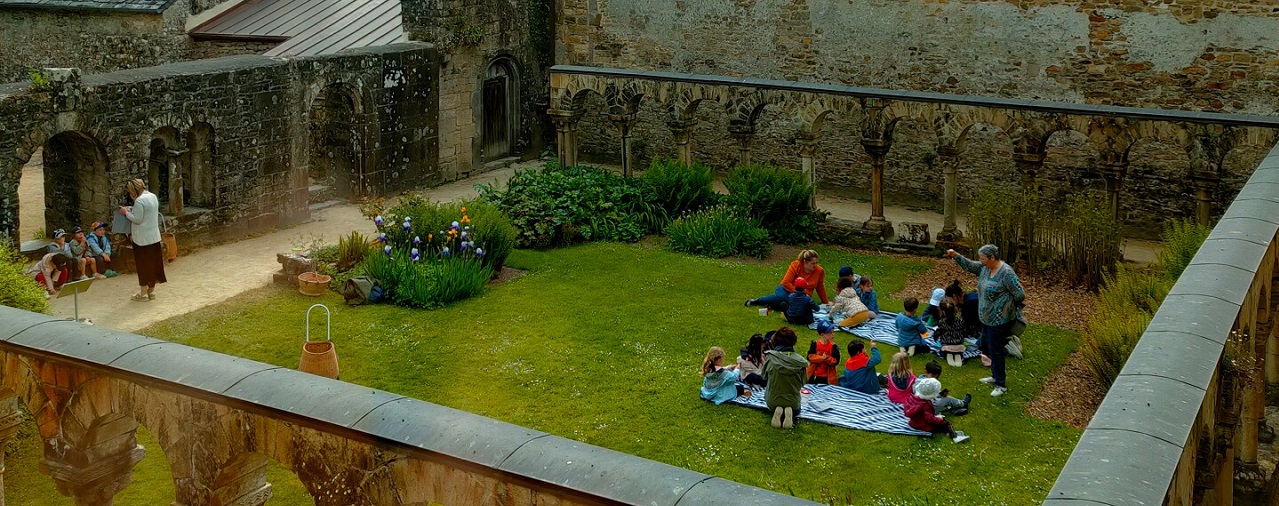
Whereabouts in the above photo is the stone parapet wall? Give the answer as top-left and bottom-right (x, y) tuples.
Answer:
(0, 306), (819, 506)
(190, 40), (279, 61)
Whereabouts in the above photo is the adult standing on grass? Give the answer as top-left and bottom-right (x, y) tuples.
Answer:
(745, 249), (829, 311)
(119, 178), (166, 302)
(944, 245), (1025, 397)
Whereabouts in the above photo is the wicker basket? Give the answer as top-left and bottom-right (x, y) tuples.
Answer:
(298, 272), (331, 296)
(299, 304), (339, 379)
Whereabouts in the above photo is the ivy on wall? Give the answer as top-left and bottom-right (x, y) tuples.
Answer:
(527, 0), (552, 68)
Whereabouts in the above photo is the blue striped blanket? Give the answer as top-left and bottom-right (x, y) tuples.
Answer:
(726, 383), (929, 436)
(810, 311), (981, 361)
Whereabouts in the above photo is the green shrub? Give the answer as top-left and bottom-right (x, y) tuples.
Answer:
(722, 164), (816, 244)
(0, 244), (49, 314)
(476, 163), (655, 247)
(1159, 218), (1212, 280)
(665, 204), (771, 259)
(335, 231), (372, 272)
(1078, 264), (1172, 387)
(968, 188), (1120, 290)
(641, 158), (717, 228)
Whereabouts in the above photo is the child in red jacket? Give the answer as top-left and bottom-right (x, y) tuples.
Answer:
(806, 320), (841, 384)
(904, 377), (970, 443)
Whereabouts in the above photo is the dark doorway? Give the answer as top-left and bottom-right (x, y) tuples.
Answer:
(482, 59), (518, 161)
(42, 131), (110, 232)
(308, 84), (361, 201)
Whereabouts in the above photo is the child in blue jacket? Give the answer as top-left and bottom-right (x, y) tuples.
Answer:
(895, 297), (930, 356)
(700, 346), (749, 404)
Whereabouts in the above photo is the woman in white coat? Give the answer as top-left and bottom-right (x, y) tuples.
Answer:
(118, 178), (166, 301)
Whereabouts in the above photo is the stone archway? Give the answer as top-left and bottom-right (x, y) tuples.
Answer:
(42, 131), (110, 232)
(18, 148), (46, 240)
(481, 57), (520, 162)
(308, 84), (362, 201)
(148, 126), (183, 215)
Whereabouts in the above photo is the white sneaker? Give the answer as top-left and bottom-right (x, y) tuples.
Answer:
(979, 377), (996, 384)
(952, 431), (971, 443)
(93, 273), (106, 280)
(771, 406), (784, 428)
(991, 386), (1007, 397)
(782, 407), (795, 429)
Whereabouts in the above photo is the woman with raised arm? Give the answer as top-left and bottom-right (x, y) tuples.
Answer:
(944, 244), (1025, 397)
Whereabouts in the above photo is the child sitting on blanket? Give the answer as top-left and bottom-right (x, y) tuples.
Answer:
(904, 377), (971, 443)
(830, 276), (875, 327)
(763, 327), (808, 429)
(933, 299), (968, 367)
(783, 278), (820, 326)
(855, 275), (880, 313)
(920, 288), (945, 326)
(737, 333), (768, 387)
(701, 346), (749, 405)
(840, 340), (882, 395)
(806, 320), (841, 385)
(922, 360), (971, 416)
(895, 297), (930, 356)
(886, 352), (916, 404)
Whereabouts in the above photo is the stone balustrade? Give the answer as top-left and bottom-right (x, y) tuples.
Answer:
(1047, 142), (1279, 504)
(0, 309), (817, 506)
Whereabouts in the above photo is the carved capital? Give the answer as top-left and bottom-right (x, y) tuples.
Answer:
(42, 444), (145, 506)
(860, 139), (890, 159)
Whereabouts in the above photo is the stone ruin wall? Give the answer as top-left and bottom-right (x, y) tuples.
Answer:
(0, 45), (440, 248)
(559, 0), (1279, 236)
(401, 0), (554, 180)
(0, 0), (265, 85)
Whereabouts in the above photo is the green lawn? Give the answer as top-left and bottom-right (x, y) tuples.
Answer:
(5, 242), (1082, 505)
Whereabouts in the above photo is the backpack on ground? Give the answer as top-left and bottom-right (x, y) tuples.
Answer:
(341, 276), (382, 305)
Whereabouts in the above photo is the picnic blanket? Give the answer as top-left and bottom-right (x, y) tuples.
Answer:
(808, 311), (983, 361)
(726, 383), (929, 436)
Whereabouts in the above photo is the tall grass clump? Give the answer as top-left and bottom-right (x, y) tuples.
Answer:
(370, 196), (516, 271)
(1158, 218), (1212, 279)
(1079, 264), (1172, 387)
(723, 164), (817, 244)
(665, 204), (771, 259)
(640, 158), (718, 228)
(477, 163), (656, 248)
(0, 243), (50, 313)
(968, 188), (1120, 290)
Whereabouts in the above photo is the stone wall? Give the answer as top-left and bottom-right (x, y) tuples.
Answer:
(558, 0), (1279, 237)
(0, 9), (190, 84)
(402, 0), (553, 179)
(190, 41), (279, 60)
(0, 44), (440, 249)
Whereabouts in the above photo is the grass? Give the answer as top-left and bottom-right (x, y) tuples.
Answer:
(4, 242), (1082, 505)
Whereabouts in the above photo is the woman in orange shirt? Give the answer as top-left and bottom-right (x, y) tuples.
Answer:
(745, 249), (829, 311)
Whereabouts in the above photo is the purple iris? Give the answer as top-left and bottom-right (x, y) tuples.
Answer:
(410, 248), (420, 261)
(459, 241), (469, 251)
(460, 231), (469, 240)
(413, 235), (421, 245)
(377, 233), (388, 243)
(374, 215), (384, 227)
(440, 247), (450, 257)
(475, 247), (484, 259)
(450, 221), (460, 231)
(402, 221), (411, 231)
(383, 245), (392, 256)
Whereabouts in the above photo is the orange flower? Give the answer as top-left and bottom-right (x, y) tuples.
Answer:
(428, 233), (433, 241)
(460, 206), (467, 213)
(448, 229), (458, 236)
(461, 215), (471, 224)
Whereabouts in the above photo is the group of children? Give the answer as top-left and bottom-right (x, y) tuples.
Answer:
(701, 323), (973, 443)
(27, 222), (117, 297)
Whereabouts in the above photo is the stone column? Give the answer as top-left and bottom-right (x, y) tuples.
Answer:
(797, 133), (819, 208)
(1100, 160), (1127, 221)
(860, 139), (891, 233)
(936, 146), (962, 242)
(610, 113), (638, 177)
(1192, 173), (1219, 227)
(1012, 151), (1043, 192)
(667, 120), (693, 166)
(547, 109), (582, 168)
(41, 414), (146, 506)
(727, 124), (754, 167)
(0, 396), (24, 506)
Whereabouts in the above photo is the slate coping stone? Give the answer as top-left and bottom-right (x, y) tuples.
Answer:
(1189, 238), (1268, 274)
(0, 307), (60, 341)
(6, 319), (153, 364)
(678, 477), (822, 505)
(1211, 217), (1279, 245)
(1145, 294), (1238, 344)
(1089, 374), (1202, 447)
(109, 342), (280, 393)
(1168, 263), (1254, 306)
(1047, 428), (1182, 506)
(222, 368), (404, 427)
(352, 397), (543, 468)
(499, 434), (705, 506)
(1119, 331), (1221, 391)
